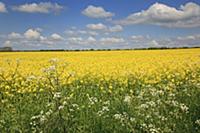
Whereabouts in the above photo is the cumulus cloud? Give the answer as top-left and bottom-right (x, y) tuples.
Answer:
(2, 27), (200, 50)
(115, 2), (200, 28)
(8, 32), (22, 39)
(86, 23), (123, 33)
(3, 40), (12, 47)
(163, 34), (200, 47)
(131, 35), (150, 42)
(0, 2), (7, 13)
(2, 29), (68, 49)
(86, 23), (107, 30)
(50, 33), (63, 41)
(128, 34), (200, 48)
(67, 37), (83, 44)
(65, 29), (99, 37)
(88, 31), (99, 36)
(87, 36), (96, 43)
(65, 30), (77, 36)
(24, 29), (41, 40)
(100, 37), (125, 44)
(12, 2), (63, 13)
(109, 25), (123, 32)
(129, 35), (161, 47)
(82, 5), (114, 18)
(66, 34), (126, 46)
(67, 36), (97, 45)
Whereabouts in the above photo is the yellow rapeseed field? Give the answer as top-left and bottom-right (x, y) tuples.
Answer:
(0, 49), (199, 79)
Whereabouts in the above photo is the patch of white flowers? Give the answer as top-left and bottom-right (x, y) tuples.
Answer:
(53, 92), (61, 99)
(180, 103), (189, 113)
(88, 96), (98, 105)
(124, 95), (131, 104)
(43, 65), (56, 73)
(49, 58), (59, 63)
(195, 119), (200, 126)
(97, 106), (109, 117)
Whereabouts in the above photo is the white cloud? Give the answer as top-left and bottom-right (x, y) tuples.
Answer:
(67, 37), (83, 44)
(169, 34), (200, 47)
(78, 30), (87, 34)
(12, 2), (63, 13)
(8, 32), (22, 39)
(86, 23), (123, 33)
(82, 5), (114, 18)
(0, 2), (7, 13)
(109, 25), (123, 32)
(65, 25), (122, 38)
(1, 29), (70, 49)
(115, 2), (200, 28)
(88, 31), (99, 36)
(3, 40), (12, 47)
(128, 35), (161, 48)
(130, 35), (151, 43)
(150, 40), (159, 47)
(64, 30), (77, 36)
(100, 37), (125, 44)
(24, 29), (41, 40)
(86, 23), (107, 30)
(50, 33), (63, 41)
(67, 36), (97, 45)
(87, 36), (96, 43)
(65, 28), (99, 37)
(131, 35), (145, 40)
(177, 35), (200, 41)
(128, 34), (200, 48)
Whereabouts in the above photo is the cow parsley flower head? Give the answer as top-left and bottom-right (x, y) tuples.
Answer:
(124, 95), (131, 104)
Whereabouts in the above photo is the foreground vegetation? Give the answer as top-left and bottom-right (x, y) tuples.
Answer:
(0, 49), (200, 132)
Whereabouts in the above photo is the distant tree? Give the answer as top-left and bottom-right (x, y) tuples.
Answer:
(0, 47), (13, 52)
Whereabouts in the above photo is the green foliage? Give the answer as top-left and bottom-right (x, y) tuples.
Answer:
(0, 63), (200, 133)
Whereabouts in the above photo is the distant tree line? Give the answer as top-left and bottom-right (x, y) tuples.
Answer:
(0, 47), (13, 52)
(0, 46), (199, 52)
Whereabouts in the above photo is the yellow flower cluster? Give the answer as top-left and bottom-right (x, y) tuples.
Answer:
(0, 48), (199, 84)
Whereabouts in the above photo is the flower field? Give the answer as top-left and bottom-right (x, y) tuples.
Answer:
(0, 49), (200, 132)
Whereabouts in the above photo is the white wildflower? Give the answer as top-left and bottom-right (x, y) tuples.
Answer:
(103, 101), (110, 105)
(69, 108), (74, 112)
(195, 119), (200, 126)
(63, 101), (67, 105)
(49, 58), (59, 63)
(124, 95), (131, 104)
(43, 65), (56, 73)
(40, 115), (46, 123)
(149, 128), (158, 133)
(40, 110), (44, 115)
(53, 92), (61, 99)
(89, 97), (98, 105)
(148, 101), (156, 107)
(113, 114), (122, 120)
(130, 117), (135, 122)
(140, 104), (149, 109)
(31, 115), (39, 120)
(45, 109), (53, 116)
(97, 111), (103, 116)
(170, 100), (179, 107)
(102, 106), (109, 112)
(72, 104), (78, 108)
(97, 106), (109, 117)
(180, 103), (189, 113)
(58, 105), (64, 110)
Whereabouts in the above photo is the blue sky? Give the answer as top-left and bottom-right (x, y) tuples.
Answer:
(0, 0), (200, 50)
